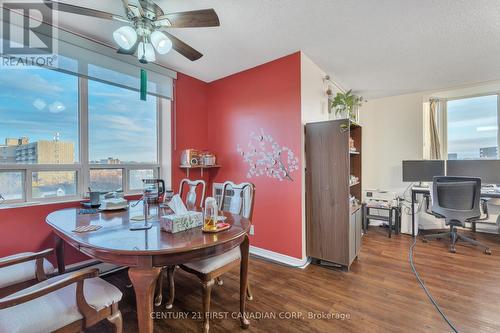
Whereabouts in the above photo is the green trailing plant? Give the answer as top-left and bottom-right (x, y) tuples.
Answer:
(329, 90), (364, 119)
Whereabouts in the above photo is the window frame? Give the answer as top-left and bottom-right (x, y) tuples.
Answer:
(0, 72), (169, 205)
(442, 92), (500, 160)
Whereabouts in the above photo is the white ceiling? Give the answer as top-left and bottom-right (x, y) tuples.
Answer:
(54, 0), (500, 98)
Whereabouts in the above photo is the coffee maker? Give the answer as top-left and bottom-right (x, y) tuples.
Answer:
(142, 179), (165, 203)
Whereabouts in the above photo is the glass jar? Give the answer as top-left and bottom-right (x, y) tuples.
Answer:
(203, 197), (218, 231)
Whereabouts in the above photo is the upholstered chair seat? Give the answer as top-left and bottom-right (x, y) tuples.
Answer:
(0, 252), (55, 289)
(184, 247), (241, 274)
(156, 181), (256, 333)
(0, 271), (123, 333)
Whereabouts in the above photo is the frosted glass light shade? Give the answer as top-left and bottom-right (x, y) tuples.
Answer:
(150, 31), (172, 54)
(113, 26), (138, 50)
(138, 42), (156, 62)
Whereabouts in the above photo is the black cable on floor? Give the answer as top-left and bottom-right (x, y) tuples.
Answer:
(409, 235), (460, 333)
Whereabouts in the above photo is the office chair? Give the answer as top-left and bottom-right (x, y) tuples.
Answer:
(423, 176), (491, 255)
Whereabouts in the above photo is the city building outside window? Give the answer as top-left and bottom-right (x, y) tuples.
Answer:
(0, 67), (167, 204)
(446, 95), (499, 160)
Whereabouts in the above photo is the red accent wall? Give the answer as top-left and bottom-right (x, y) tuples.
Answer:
(0, 194), (142, 266)
(206, 52), (303, 259)
(0, 52), (303, 266)
(0, 201), (89, 266)
(171, 73), (212, 198)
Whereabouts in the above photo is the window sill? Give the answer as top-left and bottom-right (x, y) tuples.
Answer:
(0, 193), (143, 210)
(0, 198), (83, 209)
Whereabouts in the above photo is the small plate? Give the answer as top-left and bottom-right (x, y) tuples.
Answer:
(202, 222), (231, 233)
(80, 201), (101, 209)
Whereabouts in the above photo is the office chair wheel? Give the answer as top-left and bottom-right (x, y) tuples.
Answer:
(449, 247), (456, 254)
(485, 249), (492, 255)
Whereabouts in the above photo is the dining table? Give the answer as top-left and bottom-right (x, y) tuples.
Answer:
(46, 202), (251, 333)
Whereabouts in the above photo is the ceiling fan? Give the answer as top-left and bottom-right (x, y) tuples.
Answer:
(43, 0), (220, 63)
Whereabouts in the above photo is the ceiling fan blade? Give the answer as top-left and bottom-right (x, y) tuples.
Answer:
(122, 0), (144, 18)
(156, 9), (220, 28)
(162, 31), (203, 61)
(117, 39), (140, 55)
(41, 1), (127, 22)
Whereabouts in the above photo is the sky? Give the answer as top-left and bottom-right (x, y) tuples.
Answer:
(447, 95), (498, 159)
(0, 67), (157, 164)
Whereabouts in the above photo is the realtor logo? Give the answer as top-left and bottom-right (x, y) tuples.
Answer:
(1, 1), (58, 67)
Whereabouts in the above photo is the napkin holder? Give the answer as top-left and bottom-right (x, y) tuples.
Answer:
(161, 212), (203, 233)
(160, 194), (203, 233)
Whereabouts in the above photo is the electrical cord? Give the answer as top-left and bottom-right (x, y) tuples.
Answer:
(409, 234), (460, 333)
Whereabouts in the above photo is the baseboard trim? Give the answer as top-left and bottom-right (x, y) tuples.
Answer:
(250, 245), (310, 269)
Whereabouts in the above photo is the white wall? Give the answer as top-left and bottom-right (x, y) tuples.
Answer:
(300, 52), (342, 260)
(360, 92), (424, 195)
(360, 80), (500, 194)
(300, 52), (332, 123)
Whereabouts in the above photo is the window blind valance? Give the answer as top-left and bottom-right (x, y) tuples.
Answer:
(1, 8), (176, 99)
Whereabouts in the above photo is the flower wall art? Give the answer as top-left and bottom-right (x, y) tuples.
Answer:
(237, 128), (299, 181)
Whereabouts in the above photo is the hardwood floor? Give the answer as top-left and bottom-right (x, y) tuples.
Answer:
(89, 227), (500, 333)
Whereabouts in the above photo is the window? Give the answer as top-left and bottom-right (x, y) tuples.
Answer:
(0, 68), (79, 164)
(129, 169), (154, 190)
(32, 171), (77, 199)
(90, 169), (123, 193)
(0, 66), (167, 204)
(0, 171), (24, 201)
(88, 80), (158, 164)
(447, 95), (499, 160)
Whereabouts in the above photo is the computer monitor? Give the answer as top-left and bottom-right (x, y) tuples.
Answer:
(402, 160), (445, 182)
(447, 160), (500, 185)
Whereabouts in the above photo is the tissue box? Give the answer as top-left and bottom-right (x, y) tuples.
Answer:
(160, 211), (203, 233)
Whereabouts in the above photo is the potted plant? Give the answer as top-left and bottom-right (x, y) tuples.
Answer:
(329, 90), (365, 121)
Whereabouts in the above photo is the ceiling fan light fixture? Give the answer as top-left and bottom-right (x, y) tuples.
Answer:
(113, 26), (138, 50)
(150, 31), (172, 54)
(138, 42), (156, 63)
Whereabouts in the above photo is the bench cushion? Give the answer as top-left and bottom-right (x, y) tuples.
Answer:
(0, 252), (55, 288)
(0, 272), (122, 333)
(184, 247), (241, 274)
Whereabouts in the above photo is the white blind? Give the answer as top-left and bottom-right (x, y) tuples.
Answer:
(1, 9), (176, 99)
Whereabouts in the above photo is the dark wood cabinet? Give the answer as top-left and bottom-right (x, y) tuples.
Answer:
(305, 119), (362, 269)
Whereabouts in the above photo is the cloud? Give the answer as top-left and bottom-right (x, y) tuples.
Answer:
(33, 98), (46, 111)
(48, 101), (66, 113)
(93, 114), (149, 133)
(0, 71), (65, 95)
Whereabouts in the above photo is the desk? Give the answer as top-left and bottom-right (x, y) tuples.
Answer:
(410, 186), (500, 237)
(46, 204), (251, 333)
(362, 202), (401, 238)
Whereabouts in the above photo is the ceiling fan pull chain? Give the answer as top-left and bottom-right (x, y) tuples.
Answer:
(140, 69), (147, 101)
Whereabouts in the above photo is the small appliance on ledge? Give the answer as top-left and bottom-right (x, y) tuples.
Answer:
(179, 148), (220, 177)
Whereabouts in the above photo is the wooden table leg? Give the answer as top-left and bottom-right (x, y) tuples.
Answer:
(239, 235), (250, 329)
(129, 267), (161, 333)
(54, 235), (65, 274)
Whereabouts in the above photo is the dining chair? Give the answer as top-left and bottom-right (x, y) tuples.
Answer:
(0, 268), (123, 333)
(0, 249), (55, 298)
(154, 178), (207, 307)
(159, 181), (255, 333)
(179, 178), (207, 209)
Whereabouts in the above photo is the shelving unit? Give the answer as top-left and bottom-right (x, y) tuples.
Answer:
(179, 165), (221, 177)
(349, 122), (362, 204)
(305, 119), (363, 270)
